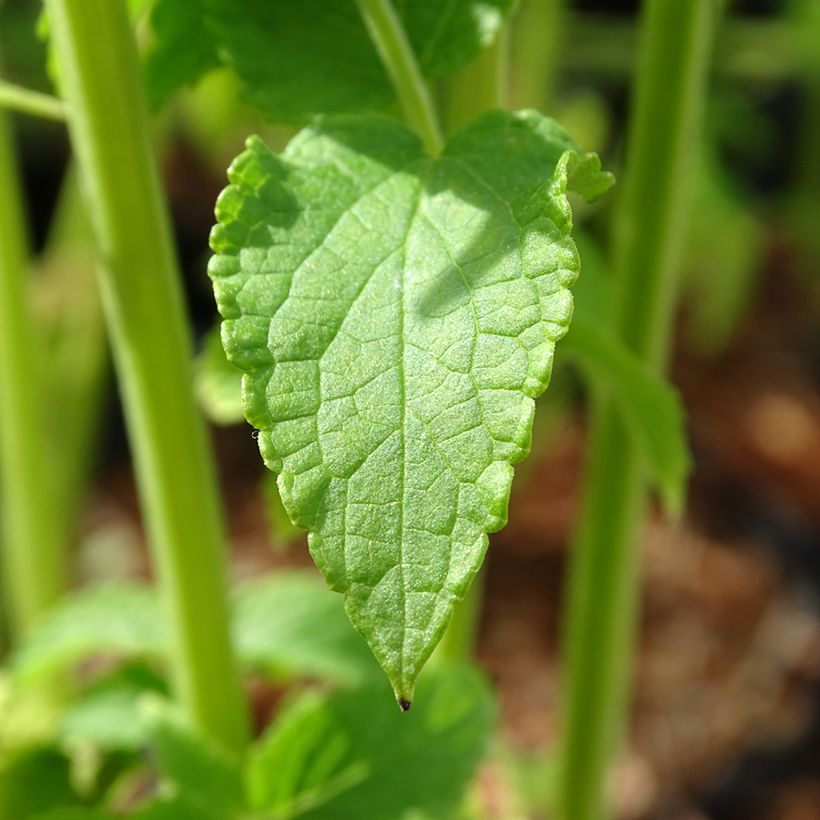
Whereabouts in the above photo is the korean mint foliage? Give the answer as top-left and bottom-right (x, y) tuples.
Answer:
(9, 0), (815, 818)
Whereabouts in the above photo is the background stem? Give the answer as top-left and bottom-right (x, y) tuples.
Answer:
(445, 29), (507, 133)
(557, 2), (717, 818)
(39, 167), (109, 551)
(0, 110), (66, 643)
(0, 80), (67, 121)
(354, 0), (443, 154)
(510, 0), (566, 112)
(45, 0), (249, 754)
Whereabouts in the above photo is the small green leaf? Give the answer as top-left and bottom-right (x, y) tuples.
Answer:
(140, 698), (244, 820)
(246, 664), (494, 819)
(233, 572), (381, 686)
(143, 0), (515, 119)
(194, 325), (244, 425)
(210, 110), (611, 701)
(10, 584), (165, 683)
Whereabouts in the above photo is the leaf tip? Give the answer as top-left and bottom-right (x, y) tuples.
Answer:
(398, 697), (412, 712)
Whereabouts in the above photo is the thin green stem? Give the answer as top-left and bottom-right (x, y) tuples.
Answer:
(44, 0), (249, 754)
(557, 3), (717, 819)
(0, 80), (67, 122)
(0, 111), (66, 640)
(354, 0), (443, 154)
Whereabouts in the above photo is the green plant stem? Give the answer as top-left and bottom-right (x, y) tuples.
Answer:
(0, 111), (66, 641)
(445, 29), (507, 133)
(39, 167), (109, 547)
(354, 0), (443, 154)
(557, 3), (716, 819)
(510, 0), (566, 112)
(44, 0), (249, 754)
(564, 13), (795, 84)
(0, 80), (67, 121)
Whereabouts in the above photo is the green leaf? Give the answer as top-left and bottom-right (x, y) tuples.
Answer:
(209, 110), (612, 701)
(143, 0), (220, 111)
(140, 698), (244, 820)
(130, 798), (215, 820)
(0, 748), (81, 818)
(11, 583), (165, 683)
(262, 471), (303, 547)
(563, 319), (690, 517)
(58, 667), (168, 752)
(563, 235), (691, 517)
(247, 663), (494, 818)
(194, 325), (244, 425)
(29, 812), (114, 820)
(684, 149), (762, 355)
(144, 0), (515, 120)
(233, 572), (381, 686)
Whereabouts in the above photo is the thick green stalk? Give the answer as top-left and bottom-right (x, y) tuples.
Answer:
(45, 0), (249, 754)
(557, 3), (716, 819)
(0, 111), (66, 641)
(354, 0), (443, 154)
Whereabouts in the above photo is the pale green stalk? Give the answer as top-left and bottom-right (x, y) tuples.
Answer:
(557, 2), (717, 819)
(0, 80), (66, 121)
(510, 0), (566, 112)
(0, 111), (66, 640)
(39, 168), (109, 545)
(446, 29), (508, 133)
(354, 0), (443, 154)
(44, 0), (249, 753)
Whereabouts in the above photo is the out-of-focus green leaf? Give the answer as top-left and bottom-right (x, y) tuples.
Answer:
(262, 471), (303, 548)
(233, 572), (381, 686)
(143, 0), (515, 120)
(29, 811), (114, 820)
(140, 698), (244, 820)
(684, 148), (762, 355)
(58, 667), (167, 752)
(0, 748), (81, 818)
(143, 0), (220, 111)
(564, 234), (691, 517)
(130, 797), (216, 820)
(563, 319), (690, 518)
(194, 325), (244, 425)
(11, 584), (165, 683)
(210, 110), (611, 701)
(247, 663), (495, 819)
